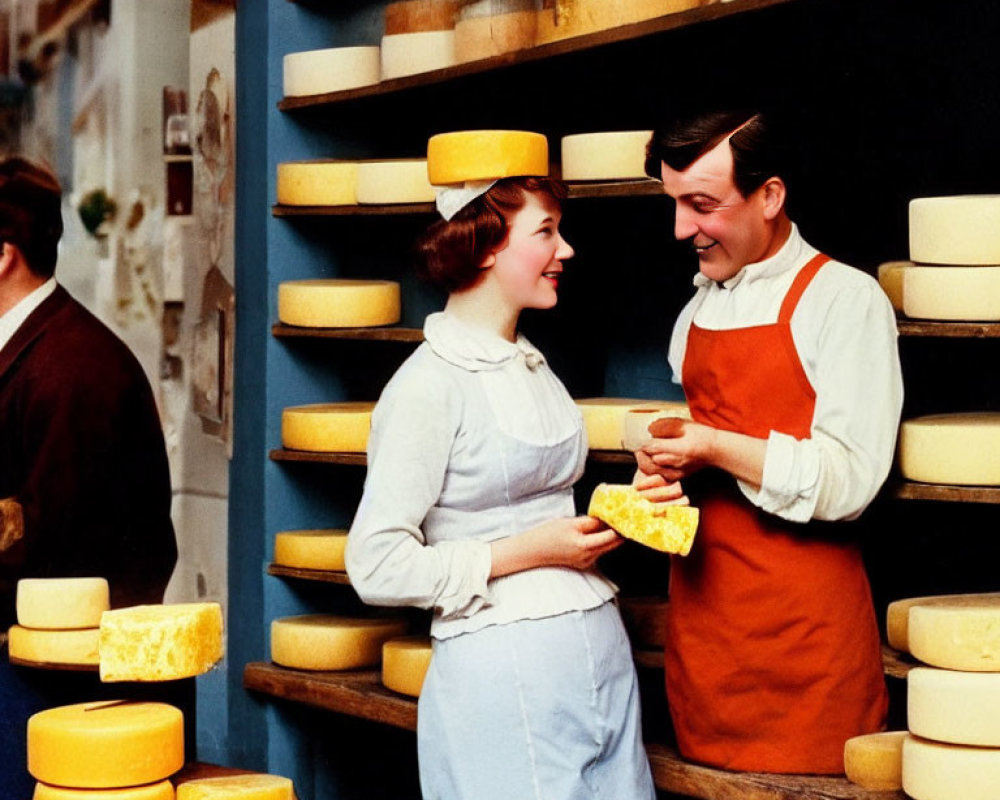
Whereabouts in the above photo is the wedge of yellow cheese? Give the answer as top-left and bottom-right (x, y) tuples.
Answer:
(427, 130), (548, 185)
(909, 598), (1000, 671)
(176, 774), (294, 800)
(902, 734), (1000, 800)
(276, 161), (358, 207)
(886, 592), (1000, 653)
(843, 730), (907, 791)
(277, 279), (401, 328)
(273, 529), (348, 571)
(899, 412), (1000, 486)
(8, 625), (100, 666)
(281, 402), (375, 453)
(382, 636), (433, 697)
(17, 577), (109, 629)
(909, 667), (1000, 746)
(271, 614), (408, 671)
(33, 780), (175, 799)
(587, 483), (698, 555)
(560, 131), (653, 181)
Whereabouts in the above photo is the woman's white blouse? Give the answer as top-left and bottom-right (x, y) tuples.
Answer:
(346, 312), (616, 639)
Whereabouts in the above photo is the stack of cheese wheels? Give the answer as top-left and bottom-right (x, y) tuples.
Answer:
(454, 0), (539, 63)
(381, 635), (433, 696)
(276, 160), (359, 207)
(176, 773), (295, 800)
(574, 397), (690, 451)
(560, 131), (653, 181)
(28, 700), (184, 796)
(282, 46), (380, 97)
(536, 0), (703, 45)
(278, 279), (401, 328)
(8, 578), (108, 668)
(281, 402), (376, 453)
(381, 1), (460, 79)
(898, 412), (1000, 487)
(273, 529), (349, 572)
(271, 614), (408, 671)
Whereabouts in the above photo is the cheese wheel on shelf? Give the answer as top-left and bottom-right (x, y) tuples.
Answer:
(909, 195), (1000, 265)
(271, 614), (408, 671)
(909, 598), (1000, 671)
(877, 260), (911, 312)
(384, 0), (461, 34)
(381, 31), (457, 79)
(381, 636), (433, 697)
(356, 160), (435, 204)
(273, 530), (348, 571)
(575, 397), (682, 451)
(901, 265), (1000, 321)
(560, 131), (653, 181)
(902, 734), (1000, 800)
(622, 403), (691, 451)
(27, 701), (184, 789)
(536, 0), (703, 44)
(281, 402), (375, 453)
(587, 483), (699, 555)
(176, 774), (294, 800)
(276, 161), (358, 207)
(16, 577), (109, 629)
(277, 279), (401, 328)
(908, 667), (1000, 746)
(842, 730), (907, 791)
(427, 130), (548, 185)
(899, 412), (1000, 486)
(33, 779), (176, 800)
(887, 592), (1000, 653)
(8, 625), (100, 666)
(454, 1), (538, 62)
(282, 47), (380, 97)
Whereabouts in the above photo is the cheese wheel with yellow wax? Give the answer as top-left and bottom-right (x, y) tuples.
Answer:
(886, 592), (1000, 653)
(909, 598), (1000, 671)
(587, 483), (698, 555)
(902, 735), (1000, 800)
(356, 160), (436, 204)
(536, 0), (703, 44)
(842, 731), (907, 791)
(877, 260), (911, 312)
(281, 403), (375, 453)
(16, 577), (110, 629)
(899, 412), (1000, 486)
(454, 1), (538, 62)
(32, 780), (175, 800)
(381, 636), (433, 697)
(909, 667), (1000, 746)
(385, 0), (461, 34)
(27, 701), (184, 788)
(270, 615), (408, 671)
(901, 265), (1000, 321)
(909, 195), (1000, 265)
(575, 398), (687, 451)
(8, 625), (100, 666)
(276, 161), (358, 207)
(273, 530), (348, 571)
(176, 774), (294, 800)
(277, 280), (401, 328)
(427, 130), (548, 185)
(560, 131), (653, 181)
(282, 47), (380, 97)
(380, 31), (457, 79)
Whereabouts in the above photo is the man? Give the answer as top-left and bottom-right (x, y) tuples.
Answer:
(637, 111), (903, 774)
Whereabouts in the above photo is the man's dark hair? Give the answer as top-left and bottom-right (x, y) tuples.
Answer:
(0, 157), (63, 278)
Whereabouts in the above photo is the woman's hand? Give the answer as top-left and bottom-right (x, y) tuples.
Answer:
(632, 471), (690, 505)
(490, 516), (622, 578)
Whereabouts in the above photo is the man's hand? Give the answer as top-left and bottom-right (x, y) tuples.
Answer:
(635, 417), (716, 482)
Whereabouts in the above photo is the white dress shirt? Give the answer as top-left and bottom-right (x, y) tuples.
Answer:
(0, 277), (56, 352)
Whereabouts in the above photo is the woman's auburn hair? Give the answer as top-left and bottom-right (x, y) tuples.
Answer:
(415, 176), (567, 292)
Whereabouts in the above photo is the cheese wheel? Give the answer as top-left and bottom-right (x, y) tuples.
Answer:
(281, 402), (375, 453)
(899, 413), (1000, 486)
(621, 403), (691, 451)
(454, 8), (538, 61)
(887, 593), (1000, 653)
(33, 780), (175, 800)
(282, 47), (380, 97)
(277, 280), (401, 328)
(575, 397), (681, 450)
(427, 130), (548, 185)
(909, 599), (1000, 672)
(175, 774), (294, 800)
(536, 0), (703, 44)
(99, 602), (224, 682)
(380, 31), (457, 79)
(276, 161), (358, 207)
(8, 625), (100, 666)
(384, 0), (461, 34)
(909, 195), (1000, 265)
(909, 667), (1000, 746)
(273, 529), (348, 571)
(901, 265), (1000, 321)
(16, 577), (109, 629)
(902, 734), (1000, 800)
(270, 614), (408, 671)
(877, 260), (911, 312)
(560, 131), (653, 181)
(587, 483), (699, 555)
(356, 160), (436, 204)
(27, 701), (184, 789)
(843, 731), (907, 791)
(381, 636), (433, 697)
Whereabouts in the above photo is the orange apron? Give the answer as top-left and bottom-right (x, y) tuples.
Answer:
(665, 254), (887, 774)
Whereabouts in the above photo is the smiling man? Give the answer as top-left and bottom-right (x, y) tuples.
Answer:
(636, 110), (904, 774)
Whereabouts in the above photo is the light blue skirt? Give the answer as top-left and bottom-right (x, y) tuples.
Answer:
(417, 601), (655, 800)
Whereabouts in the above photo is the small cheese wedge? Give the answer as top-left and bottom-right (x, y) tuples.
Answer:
(16, 577), (110, 629)
(843, 731), (907, 791)
(8, 625), (99, 666)
(877, 260), (911, 312)
(899, 412), (1000, 486)
(427, 130), (548, 185)
(886, 592), (1000, 653)
(99, 603), (223, 682)
(33, 780), (175, 800)
(561, 131), (653, 181)
(902, 734), (1000, 800)
(587, 483), (698, 555)
(276, 161), (358, 207)
(176, 774), (294, 800)
(385, 0), (461, 34)
(27, 701), (184, 789)
(902, 265), (1000, 321)
(576, 398), (688, 451)
(277, 279), (401, 328)
(356, 160), (435, 205)
(281, 402), (375, 453)
(273, 530), (348, 571)
(380, 31), (457, 80)
(909, 195), (1000, 265)
(909, 667), (1000, 746)
(909, 598), (1000, 671)
(271, 614), (408, 671)
(382, 636), (433, 697)
(282, 47), (380, 97)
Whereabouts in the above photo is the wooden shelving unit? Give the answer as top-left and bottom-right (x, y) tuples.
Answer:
(271, 324), (424, 342)
(270, 448), (636, 467)
(267, 564), (351, 585)
(892, 481), (1000, 505)
(897, 319), (1000, 338)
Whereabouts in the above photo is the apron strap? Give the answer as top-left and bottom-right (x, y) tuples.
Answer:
(778, 254), (831, 324)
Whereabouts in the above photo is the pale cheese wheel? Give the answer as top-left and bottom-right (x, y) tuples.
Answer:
(356, 160), (436, 204)
(901, 265), (1000, 321)
(622, 403), (692, 450)
(843, 731), (907, 791)
(276, 161), (358, 207)
(908, 667), (1000, 746)
(380, 31), (457, 79)
(281, 402), (375, 453)
(385, 0), (461, 34)
(909, 195), (1000, 265)
(877, 260), (911, 312)
(33, 779), (175, 800)
(427, 130), (548, 185)
(8, 625), (100, 666)
(561, 131), (653, 181)
(282, 47), (380, 97)
(176, 774), (294, 800)
(536, 0), (703, 44)
(902, 734), (1000, 800)
(277, 280), (401, 328)
(575, 397), (682, 451)
(273, 530), (348, 571)
(16, 577), (109, 629)
(899, 413), (1000, 486)
(27, 701), (184, 789)
(454, 9), (538, 62)
(909, 599), (1000, 671)
(381, 635), (433, 697)
(270, 614), (408, 671)
(887, 593), (1000, 653)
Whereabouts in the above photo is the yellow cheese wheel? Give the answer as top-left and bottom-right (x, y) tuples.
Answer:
(621, 403), (692, 451)
(16, 577), (109, 629)
(560, 131), (653, 181)
(902, 734), (1000, 800)
(356, 160), (436, 205)
(273, 530), (348, 571)
(281, 402), (375, 453)
(587, 483), (699, 555)
(536, 0), (703, 44)
(887, 592), (1000, 653)
(8, 625), (100, 666)
(277, 279), (401, 328)
(380, 31), (457, 79)
(176, 774), (294, 800)
(877, 260), (911, 312)
(33, 779), (175, 800)
(909, 195), (1000, 265)
(454, 2), (538, 62)
(276, 161), (358, 207)
(384, 0), (461, 34)
(575, 398), (682, 451)
(901, 265), (1000, 321)
(270, 614), (408, 671)
(909, 598), (1000, 671)
(381, 636), (433, 697)
(282, 47), (380, 97)
(909, 667), (1000, 746)
(899, 412), (1000, 486)
(427, 130), (548, 185)
(843, 730), (907, 791)
(27, 701), (184, 789)
(99, 603), (224, 683)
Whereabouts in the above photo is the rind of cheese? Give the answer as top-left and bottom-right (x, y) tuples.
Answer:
(27, 701), (184, 789)
(454, 9), (537, 61)
(385, 0), (461, 34)
(33, 780), (175, 800)
(902, 734), (1000, 800)
(560, 131), (653, 181)
(886, 592), (1000, 653)
(281, 403), (375, 453)
(427, 130), (548, 184)
(282, 47), (380, 97)
(877, 260), (912, 312)
(575, 398), (688, 451)
(843, 731), (907, 791)
(8, 625), (100, 666)
(99, 603), (224, 683)
(276, 161), (358, 207)
(270, 615), (408, 671)
(381, 635), (433, 697)
(909, 195), (1000, 265)
(908, 667), (1000, 746)
(536, 0), (703, 44)
(16, 577), (109, 629)
(899, 413), (1000, 486)
(380, 31), (457, 80)
(909, 599), (1000, 671)
(273, 530), (348, 571)
(176, 774), (294, 800)
(277, 279), (401, 328)
(622, 404), (692, 451)
(902, 265), (1000, 321)
(356, 160), (436, 204)
(587, 483), (698, 555)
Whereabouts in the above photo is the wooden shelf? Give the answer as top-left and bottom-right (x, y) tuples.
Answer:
(893, 481), (1000, 505)
(267, 564), (351, 584)
(271, 324), (424, 342)
(897, 319), (1000, 338)
(270, 448), (635, 467)
(881, 644), (918, 681)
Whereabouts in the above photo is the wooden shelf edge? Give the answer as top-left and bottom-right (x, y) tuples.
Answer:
(897, 319), (1000, 338)
(269, 449), (367, 465)
(267, 564), (351, 584)
(881, 643), (917, 681)
(271, 323), (424, 342)
(892, 481), (1000, 505)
